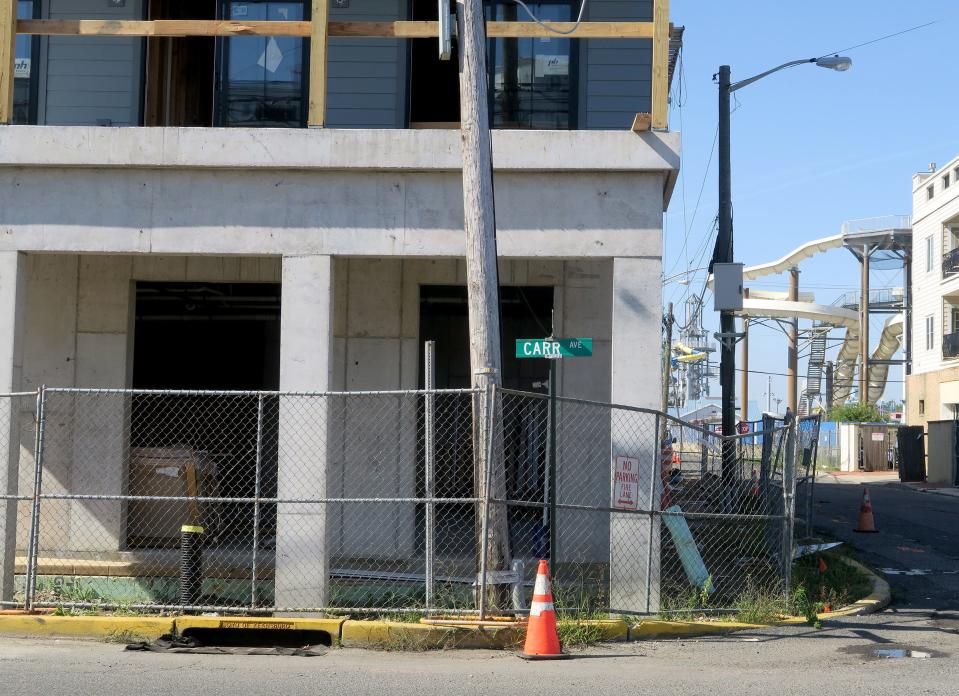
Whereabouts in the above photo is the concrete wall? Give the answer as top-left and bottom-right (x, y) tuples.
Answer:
(15, 254), (282, 554)
(0, 128), (678, 262)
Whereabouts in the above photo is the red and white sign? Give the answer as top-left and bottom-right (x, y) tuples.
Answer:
(613, 455), (640, 510)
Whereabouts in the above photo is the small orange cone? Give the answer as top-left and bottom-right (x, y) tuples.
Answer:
(518, 560), (570, 660)
(854, 487), (878, 533)
(818, 557), (828, 574)
(749, 469), (760, 497)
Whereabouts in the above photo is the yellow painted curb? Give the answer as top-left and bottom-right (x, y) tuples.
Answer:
(629, 619), (765, 640)
(0, 615), (173, 641)
(565, 618), (629, 642)
(815, 556), (891, 618)
(340, 620), (523, 650)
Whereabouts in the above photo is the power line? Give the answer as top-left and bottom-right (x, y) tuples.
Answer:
(819, 19), (938, 57)
(666, 126), (719, 278)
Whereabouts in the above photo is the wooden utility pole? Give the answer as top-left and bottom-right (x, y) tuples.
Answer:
(662, 302), (674, 427)
(457, 0), (510, 605)
(787, 268), (799, 414)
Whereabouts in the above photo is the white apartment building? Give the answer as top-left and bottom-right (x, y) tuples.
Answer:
(907, 153), (959, 425)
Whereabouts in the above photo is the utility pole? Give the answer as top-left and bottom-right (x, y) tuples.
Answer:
(766, 375), (772, 413)
(859, 245), (870, 405)
(787, 268), (799, 414)
(662, 302), (674, 434)
(457, 0), (510, 606)
(715, 65), (736, 483)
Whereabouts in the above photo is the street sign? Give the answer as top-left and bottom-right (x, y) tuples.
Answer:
(612, 455), (639, 510)
(515, 338), (593, 359)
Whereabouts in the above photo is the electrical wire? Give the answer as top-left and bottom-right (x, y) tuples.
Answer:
(511, 0), (588, 36)
(817, 20), (938, 58)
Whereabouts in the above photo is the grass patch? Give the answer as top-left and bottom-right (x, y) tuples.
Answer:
(104, 628), (151, 644)
(656, 553), (873, 626)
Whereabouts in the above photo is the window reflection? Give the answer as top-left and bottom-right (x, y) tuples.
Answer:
(488, 1), (573, 129)
(217, 1), (306, 127)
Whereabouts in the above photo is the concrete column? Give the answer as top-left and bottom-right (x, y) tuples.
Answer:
(609, 257), (661, 613)
(69, 257), (133, 552)
(276, 255), (334, 611)
(0, 253), (25, 602)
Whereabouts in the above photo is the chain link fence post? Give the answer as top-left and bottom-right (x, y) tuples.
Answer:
(250, 393), (264, 610)
(24, 386), (47, 611)
(646, 413), (661, 614)
(781, 421), (797, 593)
(477, 384), (496, 621)
(424, 342), (436, 611)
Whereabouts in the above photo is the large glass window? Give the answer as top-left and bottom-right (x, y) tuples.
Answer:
(487, 0), (574, 129)
(14, 1), (37, 124)
(216, 1), (307, 127)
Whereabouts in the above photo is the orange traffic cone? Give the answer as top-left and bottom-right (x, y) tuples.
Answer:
(749, 469), (760, 497)
(518, 560), (570, 660)
(854, 487), (878, 533)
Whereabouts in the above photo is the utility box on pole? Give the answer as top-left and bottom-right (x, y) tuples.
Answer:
(713, 262), (744, 311)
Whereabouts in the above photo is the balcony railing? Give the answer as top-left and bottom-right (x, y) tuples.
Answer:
(943, 331), (959, 359)
(943, 247), (959, 277)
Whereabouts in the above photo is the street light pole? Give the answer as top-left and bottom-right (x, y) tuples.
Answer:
(712, 54), (851, 482)
(716, 65), (736, 483)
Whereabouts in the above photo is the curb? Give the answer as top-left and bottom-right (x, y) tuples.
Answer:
(0, 615), (173, 641)
(0, 559), (890, 648)
(817, 556), (891, 618)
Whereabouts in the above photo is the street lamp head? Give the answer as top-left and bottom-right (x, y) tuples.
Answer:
(815, 55), (852, 72)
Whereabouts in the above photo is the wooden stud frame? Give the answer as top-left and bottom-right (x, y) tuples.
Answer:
(4, 3), (671, 128)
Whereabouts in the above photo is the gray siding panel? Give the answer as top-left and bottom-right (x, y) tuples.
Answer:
(583, 0), (653, 130)
(327, 0), (405, 128)
(41, 1), (143, 127)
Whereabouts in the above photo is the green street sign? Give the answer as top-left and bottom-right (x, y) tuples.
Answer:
(515, 338), (593, 359)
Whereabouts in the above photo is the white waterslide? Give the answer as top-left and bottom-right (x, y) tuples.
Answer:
(706, 234), (903, 405)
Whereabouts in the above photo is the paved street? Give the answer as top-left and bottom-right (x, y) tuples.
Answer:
(2, 610), (957, 696)
(3, 476), (958, 696)
(813, 476), (959, 611)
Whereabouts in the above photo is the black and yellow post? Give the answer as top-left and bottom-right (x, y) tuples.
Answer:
(179, 524), (204, 612)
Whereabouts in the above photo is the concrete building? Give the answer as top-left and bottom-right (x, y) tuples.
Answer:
(0, 2), (681, 612)
(907, 153), (959, 426)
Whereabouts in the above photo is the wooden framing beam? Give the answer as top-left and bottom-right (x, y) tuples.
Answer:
(0, 0), (15, 124)
(307, 1), (329, 127)
(651, 0), (670, 129)
(17, 19), (654, 40)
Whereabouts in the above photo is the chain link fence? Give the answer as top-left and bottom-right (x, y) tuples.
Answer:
(0, 392), (39, 609)
(0, 386), (809, 617)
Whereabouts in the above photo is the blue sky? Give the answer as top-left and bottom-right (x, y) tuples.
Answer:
(664, 0), (959, 416)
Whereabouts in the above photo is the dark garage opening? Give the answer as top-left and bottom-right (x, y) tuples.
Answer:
(417, 285), (554, 558)
(128, 282), (281, 551)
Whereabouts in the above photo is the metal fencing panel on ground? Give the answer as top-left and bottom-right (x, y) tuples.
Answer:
(11, 386), (804, 617)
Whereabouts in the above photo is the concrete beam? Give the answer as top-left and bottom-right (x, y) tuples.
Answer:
(0, 126), (679, 182)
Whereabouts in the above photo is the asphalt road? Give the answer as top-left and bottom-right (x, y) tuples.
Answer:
(3, 611), (958, 696)
(812, 479), (959, 612)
